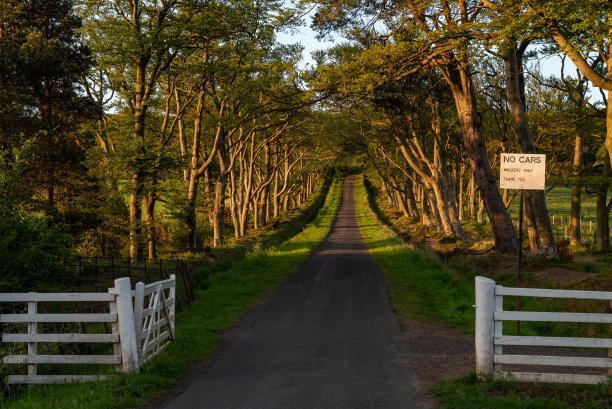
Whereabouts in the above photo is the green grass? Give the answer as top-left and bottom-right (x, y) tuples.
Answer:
(354, 175), (612, 409)
(431, 373), (611, 409)
(354, 176), (477, 331)
(506, 187), (599, 244)
(0, 179), (343, 409)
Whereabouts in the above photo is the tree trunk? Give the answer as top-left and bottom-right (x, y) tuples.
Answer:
(406, 178), (419, 219)
(229, 167), (242, 238)
(143, 192), (156, 260)
(395, 190), (411, 218)
(129, 58), (148, 261)
(597, 155), (611, 251)
(185, 168), (199, 251)
(477, 192), (484, 224)
(468, 171), (475, 221)
(129, 187), (143, 261)
(570, 130), (583, 245)
(419, 187), (431, 226)
(426, 187), (444, 232)
(504, 44), (558, 258)
(431, 96), (466, 238)
(257, 143), (271, 227)
(273, 143), (281, 217)
(212, 137), (229, 247)
(442, 61), (519, 253)
(458, 161), (465, 221)
(175, 89), (189, 183)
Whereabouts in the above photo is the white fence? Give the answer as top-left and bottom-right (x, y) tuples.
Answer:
(0, 276), (175, 385)
(475, 276), (612, 384)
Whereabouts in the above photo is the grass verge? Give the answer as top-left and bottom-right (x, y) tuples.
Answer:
(431, 373), (611, 409)
(0, 178), (343, 409)
(355, 175), (476, 331)
(354, 175), (612, 409)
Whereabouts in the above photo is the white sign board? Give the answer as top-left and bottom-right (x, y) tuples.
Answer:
(499, 153), (546, 190)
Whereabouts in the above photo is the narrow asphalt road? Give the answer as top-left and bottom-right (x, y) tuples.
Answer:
(149, 176), (430, 409)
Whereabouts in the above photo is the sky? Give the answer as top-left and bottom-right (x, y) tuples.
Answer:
(276, 17), (337, 69)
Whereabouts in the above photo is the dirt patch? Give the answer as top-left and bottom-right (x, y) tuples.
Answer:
(470, 251), (518, 274)
(401, 319), (474, 407)
(531, 267), (596, 285)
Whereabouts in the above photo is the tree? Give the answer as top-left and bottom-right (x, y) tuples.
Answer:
(81, 0), (188, 259)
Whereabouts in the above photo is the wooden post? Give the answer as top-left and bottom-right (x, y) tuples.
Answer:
(133, 281), (145, 357)
(169, 274), (176, 334)
(475, 276), (496, 377)
(494, 289), (503, 377)
(108, 288), (122, 372)
(28, 295), (37, 384)
(114, 277), (139, 373)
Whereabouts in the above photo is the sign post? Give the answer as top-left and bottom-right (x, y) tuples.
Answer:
(499, 153), (546, 333)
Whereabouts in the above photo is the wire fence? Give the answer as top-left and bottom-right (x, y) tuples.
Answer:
(60, 256), (195, 309)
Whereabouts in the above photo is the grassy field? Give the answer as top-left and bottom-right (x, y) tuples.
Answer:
(354, 175), (612, 409)
(506, 187), (599, 244)
(0, 179), (343, 409)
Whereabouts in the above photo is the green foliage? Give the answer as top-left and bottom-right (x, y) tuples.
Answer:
(0, 149), (74, 291)
(0, 178), (342, 408)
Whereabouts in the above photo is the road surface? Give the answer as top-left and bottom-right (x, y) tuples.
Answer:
(149, 176), (430, 409)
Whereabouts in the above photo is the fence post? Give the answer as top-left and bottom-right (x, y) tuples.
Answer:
(114, 277), (139, 373)
(475, 276), (496, 377)
(169, 274), (176, 334)
(28, 294), (37, 383)
(134, 281), (145, 352)
(108, 287), (122, 372)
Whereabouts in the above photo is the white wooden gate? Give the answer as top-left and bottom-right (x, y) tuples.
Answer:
(475, 276), (612, 384)
(1, 275), (177, 384)
(133, 275), (175, 366)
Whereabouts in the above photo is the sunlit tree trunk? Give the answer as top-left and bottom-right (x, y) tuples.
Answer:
(503, 44), (558, 258)
(442, 62), (519, 253)
(597, 146), (612, 251)
(143, 192), (156, 259)
(212, 134), (229, 247)
(570, 130), (583, 245)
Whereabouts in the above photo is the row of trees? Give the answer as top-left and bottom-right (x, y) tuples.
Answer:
(0, 0), (337, 265)
(308, 0), (612, 256)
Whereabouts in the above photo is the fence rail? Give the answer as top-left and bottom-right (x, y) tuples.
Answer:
(475, 276), (612, 385)
(0, 291), (120, 385)
(1, 276), (176, 385)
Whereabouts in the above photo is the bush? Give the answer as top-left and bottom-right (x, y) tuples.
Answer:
(0, 149), (74, 291)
